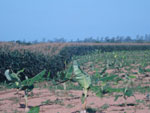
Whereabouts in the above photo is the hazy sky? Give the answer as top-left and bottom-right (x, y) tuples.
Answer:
(0, 0), (150, 41)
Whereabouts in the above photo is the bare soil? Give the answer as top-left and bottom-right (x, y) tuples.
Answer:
(0, 88), (150, 113)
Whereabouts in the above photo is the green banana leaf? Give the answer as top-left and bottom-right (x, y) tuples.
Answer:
(21, 69), (46, 87)
(65, 64), (73, 79)
(28, 106), (39, 113)
(4, 69), (21, 82)
(4, 70), (12, 81)
(73, 60), (91, 89)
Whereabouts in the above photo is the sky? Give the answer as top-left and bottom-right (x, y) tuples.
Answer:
(0, 0), (150, 42)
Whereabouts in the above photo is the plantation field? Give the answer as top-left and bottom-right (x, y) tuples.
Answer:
(0, 88), (149, 113)
(1, 48), (150, 113)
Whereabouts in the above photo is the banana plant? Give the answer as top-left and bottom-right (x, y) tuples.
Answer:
(56, 61), (73, 90)
(4, 69), (24, 93)
(114, 74), (136, 106)
(4, 69), (46, 113)
(73, 60), (91, 113)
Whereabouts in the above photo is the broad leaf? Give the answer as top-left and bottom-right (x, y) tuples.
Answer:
(73, 60), (91, 89)
(21, 69), (46, 87)
(4, 70), (12, 81)
(114, 95), (122, 101)
(28, 106), (39, 113)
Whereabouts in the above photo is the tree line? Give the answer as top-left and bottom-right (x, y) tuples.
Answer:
(9, 34), (150, 45)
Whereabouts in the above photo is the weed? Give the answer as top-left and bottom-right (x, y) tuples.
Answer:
(66, 104), (75, 108)
(100, 104), (109, 110)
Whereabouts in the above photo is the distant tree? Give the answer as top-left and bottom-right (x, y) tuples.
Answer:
(104, 36), (110, 42)
(32, 40), (38, 44)
(83, 37), (97, 43)
(54, 37), (66, 43)
(145, 34), (150, 42)
(136, 35), (144, 43)
(115, 36), (123, 43)
(47, 39), (53, 43)
(100, 37), (104, 42)
(76, 38), (81, 43)
(110, 37), (115, 43)
(95, 37), (100, 43)
(124, 36), (132, 42)
(16, 40), (21, 44)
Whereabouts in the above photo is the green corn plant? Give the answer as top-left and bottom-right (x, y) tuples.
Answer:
(73, 60), (91, 113)
(4, 69), (46, 113)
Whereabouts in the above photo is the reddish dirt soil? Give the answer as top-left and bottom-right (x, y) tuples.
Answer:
(0, 88), (150, 113)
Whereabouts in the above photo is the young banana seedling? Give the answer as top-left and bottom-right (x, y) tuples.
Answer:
(5, 69), (24, 94)
(56, 62), (73, 91)
(4, 69), (46, 113)
(114, 74), (136, 106)
(73, 60), (91, 113)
